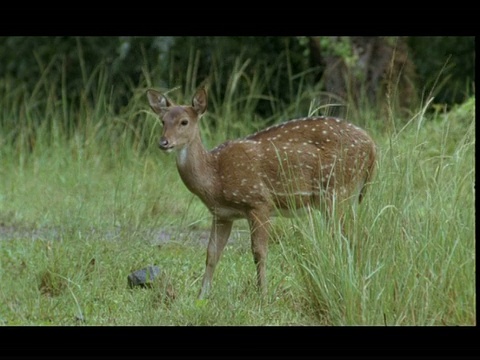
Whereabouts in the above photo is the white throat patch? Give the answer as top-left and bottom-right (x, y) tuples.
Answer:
(177, 146), (188, 167)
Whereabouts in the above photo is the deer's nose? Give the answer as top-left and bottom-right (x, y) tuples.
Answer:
(159, 138), (170, 150)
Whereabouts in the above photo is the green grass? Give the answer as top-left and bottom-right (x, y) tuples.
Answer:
(274, 97), (475, 325)
(0, 55), (475, 325)
(0, 233), (312, 325)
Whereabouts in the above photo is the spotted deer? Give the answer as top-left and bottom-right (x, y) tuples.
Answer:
(147, 86), (376, 299)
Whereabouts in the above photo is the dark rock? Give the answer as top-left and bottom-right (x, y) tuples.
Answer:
(128, 266), (161, 288)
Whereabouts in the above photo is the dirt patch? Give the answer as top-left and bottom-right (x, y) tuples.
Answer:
(0, 224), (248, 246)
(0, 225), (60, 241)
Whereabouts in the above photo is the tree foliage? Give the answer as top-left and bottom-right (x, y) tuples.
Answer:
(407, 36), (475, 104)
(0, 36), (474, 124)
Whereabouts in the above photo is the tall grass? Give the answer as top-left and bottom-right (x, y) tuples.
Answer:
(274, 97), (475, 325)
(0, 44), (475, 325)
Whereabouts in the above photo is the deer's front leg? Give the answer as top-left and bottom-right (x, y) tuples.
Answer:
(198, 217), (233, 299)
(248, 209), (271, 296)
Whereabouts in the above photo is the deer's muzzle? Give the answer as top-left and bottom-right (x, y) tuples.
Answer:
(158, 138), (173, 151)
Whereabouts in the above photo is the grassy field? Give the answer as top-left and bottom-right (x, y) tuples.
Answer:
(0, 60), (475, 325)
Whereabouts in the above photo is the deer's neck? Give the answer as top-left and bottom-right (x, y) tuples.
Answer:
(175, 135), (217, 201)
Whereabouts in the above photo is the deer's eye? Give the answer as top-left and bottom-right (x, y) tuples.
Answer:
(180, 119), (189, 126)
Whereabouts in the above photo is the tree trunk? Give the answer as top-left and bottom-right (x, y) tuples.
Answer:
(309, 36), (418, 118)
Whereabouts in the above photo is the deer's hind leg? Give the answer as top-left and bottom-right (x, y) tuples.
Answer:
(247, 207), (272, 296)
(311, 188), (348, 236)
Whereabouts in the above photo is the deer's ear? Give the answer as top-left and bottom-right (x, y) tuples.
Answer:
(147, 90), (171, 116)
(192, 87), (208, 116)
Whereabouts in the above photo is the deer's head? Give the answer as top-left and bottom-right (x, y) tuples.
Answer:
(147, 88), (208, 152)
